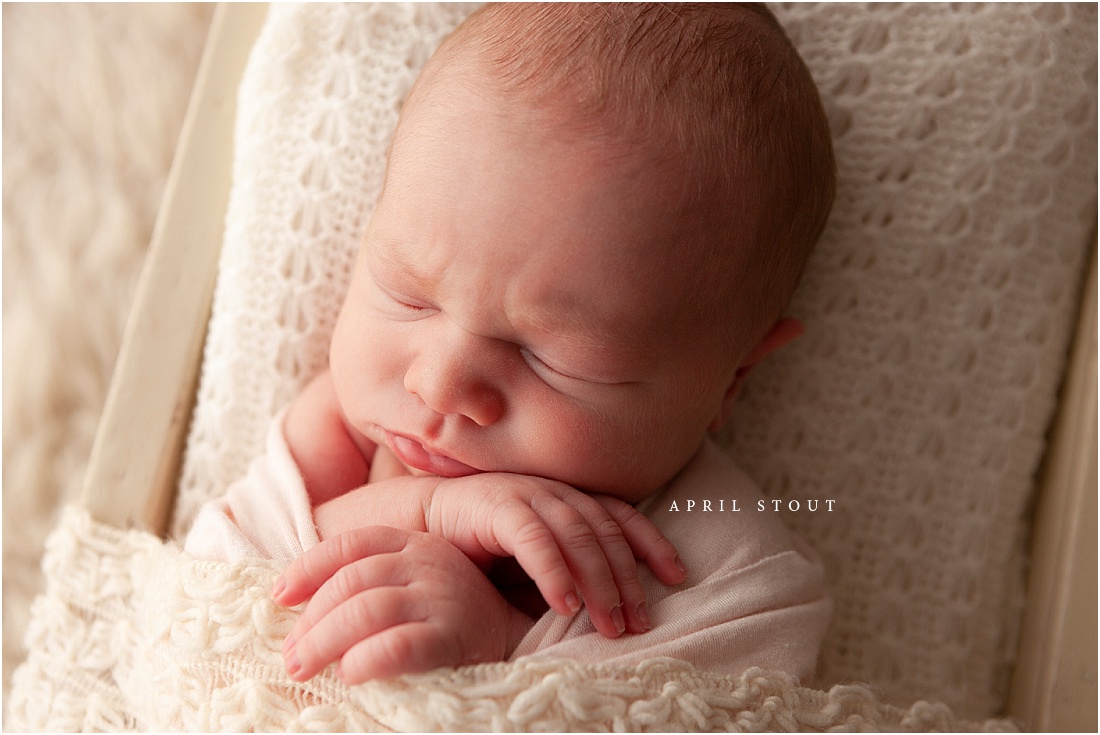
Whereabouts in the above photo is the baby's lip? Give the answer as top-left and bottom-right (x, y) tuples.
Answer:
(383, 430), (482, 478)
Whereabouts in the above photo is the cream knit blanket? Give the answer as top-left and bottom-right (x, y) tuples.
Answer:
(9, 508), (1015, 732)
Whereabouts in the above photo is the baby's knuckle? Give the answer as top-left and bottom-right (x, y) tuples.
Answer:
(377, 629), (416, 670)
(619, 576), (646, 598)
(558, 517), (600, 549)
(618, 509), (662, 540)
(592, 516), (627, 543)
(335, 604), (371, 643)
(594, 494), (634, 519)
(506, 476), (544, 503)
(330, 566), (364, 602)
(328, 532), (364, 564)
(512, 518), (554, 549)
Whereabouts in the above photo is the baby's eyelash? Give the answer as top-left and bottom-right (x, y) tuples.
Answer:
(522, 348), (635, 388)
(376, 282), (434, 315)
(394, 298), (428, 312)
(521, 348), (556, 374)
(521, 348), (586, 383)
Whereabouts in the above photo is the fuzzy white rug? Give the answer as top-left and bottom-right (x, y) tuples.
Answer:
(2, 3), (213, 707)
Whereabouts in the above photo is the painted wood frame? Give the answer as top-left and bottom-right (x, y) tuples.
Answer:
(79, 3), (269, 534)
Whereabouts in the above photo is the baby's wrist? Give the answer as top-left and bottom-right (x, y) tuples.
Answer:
(311, 475), (440, 540)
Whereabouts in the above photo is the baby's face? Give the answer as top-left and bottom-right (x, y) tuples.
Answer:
(330, 74), (745, 503)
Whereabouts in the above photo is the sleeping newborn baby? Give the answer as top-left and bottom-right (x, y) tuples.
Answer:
(187, 2), (835, 685)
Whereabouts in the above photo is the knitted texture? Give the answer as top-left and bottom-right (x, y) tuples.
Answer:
(727, 3), (1097, 717)
(173, 2), (479, 532)
(9, 507), (1019, 732)
(166, 0), (1097, 720)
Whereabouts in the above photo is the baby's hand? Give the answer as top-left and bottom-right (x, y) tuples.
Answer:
(420, 472), (687, 639)
(313, 449), (688, 639)
(273, 526), (533, 684)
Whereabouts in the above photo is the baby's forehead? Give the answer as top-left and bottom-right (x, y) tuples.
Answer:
(386, 8), (779, 353)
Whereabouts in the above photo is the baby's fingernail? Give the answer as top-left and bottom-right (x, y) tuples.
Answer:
(636, 602), (651, 631)
(564, 590), (581, 614)
(674, 556), (688, 577)
(611, 604), (626, 634)
(271, 576), (286, 600)
(284, 649), (301, 679)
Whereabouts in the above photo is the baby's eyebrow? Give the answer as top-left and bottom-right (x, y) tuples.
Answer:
(369, 238), (435, 290)
(509, 296), (652, 371)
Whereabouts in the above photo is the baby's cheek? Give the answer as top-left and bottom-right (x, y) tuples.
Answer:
(331, 329), (406, 433)
(528, 407), (637, 489)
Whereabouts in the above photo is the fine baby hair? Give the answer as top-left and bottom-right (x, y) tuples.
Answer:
(409, 2), (836, 349)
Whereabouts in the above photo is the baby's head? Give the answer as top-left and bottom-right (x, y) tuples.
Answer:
(406, 2), (834, 351)
(330, 3), (834, 501)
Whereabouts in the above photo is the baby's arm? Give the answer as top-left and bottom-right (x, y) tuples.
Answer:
(283, 370), (373, 506)
(275, 526), (534, 684)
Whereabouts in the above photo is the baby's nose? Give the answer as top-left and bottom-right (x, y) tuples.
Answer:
(403, 333), (505, 427)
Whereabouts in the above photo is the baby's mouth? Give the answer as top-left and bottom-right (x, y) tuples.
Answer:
(383, 430), (482, 478)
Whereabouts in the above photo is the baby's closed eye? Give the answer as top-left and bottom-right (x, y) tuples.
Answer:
(375, 282), (437, 320)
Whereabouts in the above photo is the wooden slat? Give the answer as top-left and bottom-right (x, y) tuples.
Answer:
(80, 3), (269, 534)
(1007, 241), (1098, 731)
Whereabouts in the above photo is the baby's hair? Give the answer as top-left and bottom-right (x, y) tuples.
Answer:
(419, 3), (835, 353)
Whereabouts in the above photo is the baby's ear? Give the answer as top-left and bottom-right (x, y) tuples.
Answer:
(708, 317), (804, 432)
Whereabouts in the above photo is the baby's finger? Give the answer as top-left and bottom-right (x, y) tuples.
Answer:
(336, 622), (452, 684)
(561, 494), (651, 634)
(273, 526), (411, 607)
(286, 549), (409, 649)
(484, 503), (581, 619)
(529, 497), (627, 639)
(593, 495), (687, 586)
(284, 585), (411, 682)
